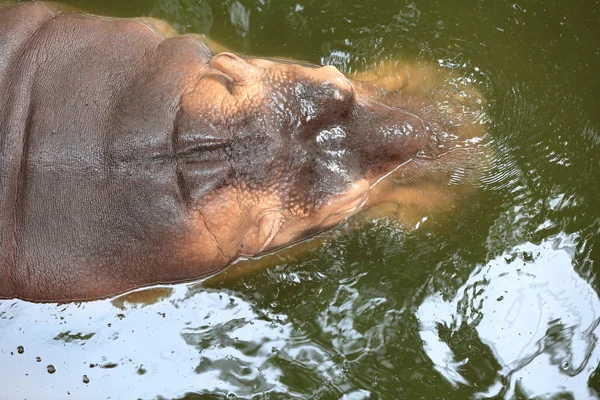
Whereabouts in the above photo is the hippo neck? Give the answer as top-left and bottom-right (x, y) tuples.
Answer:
(0, 8), (231, 299)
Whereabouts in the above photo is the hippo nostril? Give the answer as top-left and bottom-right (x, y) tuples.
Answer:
(332, 78), (354, 103)
(332, 86), (351, 101)
(315, 65), (353, 94)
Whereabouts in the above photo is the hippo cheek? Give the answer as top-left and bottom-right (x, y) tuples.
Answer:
(265, 179), (371, 251)
(317, 179), (370, 226)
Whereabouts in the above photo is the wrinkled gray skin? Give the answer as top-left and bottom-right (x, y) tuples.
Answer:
(0, 2), (486, 302)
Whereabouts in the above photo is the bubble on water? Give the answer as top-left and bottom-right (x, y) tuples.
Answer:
(47, 365), (56, 374)
(17, 346), (24, 354)
(36, 357), (41, 362)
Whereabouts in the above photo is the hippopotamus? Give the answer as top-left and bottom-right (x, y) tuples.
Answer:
(0, 2), (487, 302)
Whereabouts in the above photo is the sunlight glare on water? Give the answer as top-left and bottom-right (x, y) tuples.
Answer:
(0, 287), (298, 398)
(418, 233), (600, 399)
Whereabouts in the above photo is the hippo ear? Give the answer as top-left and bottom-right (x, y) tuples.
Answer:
(211, 52), (261, 85)
(256, 212), (285, 253)
(241, 212), (285, 256)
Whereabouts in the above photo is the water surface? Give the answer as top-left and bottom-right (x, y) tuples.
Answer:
(1, 0), (599, 398)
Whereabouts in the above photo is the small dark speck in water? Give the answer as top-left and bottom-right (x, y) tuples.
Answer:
(83, 375), (89, 384)
(522, 251), (534, 262)
(497, 296), (504, 301)
(47, 365), (56, 374)
(117, 314), (125, 320)
(137, 365), (147, 375)
(89, 363), (96, 368)
(101, 362), (118, 369)
(17, 346), (24, 354)
(36, 357), (41, 362)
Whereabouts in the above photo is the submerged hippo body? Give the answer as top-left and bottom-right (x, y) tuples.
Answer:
(0, 2), (486, 302)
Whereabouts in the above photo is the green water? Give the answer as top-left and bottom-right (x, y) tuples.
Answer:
(1, 0), (599, 398)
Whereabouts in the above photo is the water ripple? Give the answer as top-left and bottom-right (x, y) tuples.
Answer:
(417, 233), (600, 399)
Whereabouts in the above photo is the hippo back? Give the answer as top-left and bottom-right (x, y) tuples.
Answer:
(0, 3), (227, 300)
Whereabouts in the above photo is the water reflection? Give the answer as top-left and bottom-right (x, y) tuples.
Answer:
(0, 287), (296, 398)
(418, 233), (600, 399)
(0, 222), (597, 398)
(150, 0), (214, 34)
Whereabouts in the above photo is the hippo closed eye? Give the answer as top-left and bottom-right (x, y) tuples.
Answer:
(0, 2), (488, 302)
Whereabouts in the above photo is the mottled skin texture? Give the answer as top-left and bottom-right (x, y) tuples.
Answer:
(0, 2), (487, 302)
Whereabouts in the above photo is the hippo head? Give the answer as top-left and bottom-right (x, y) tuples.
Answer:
(176, 52), (452, 260)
